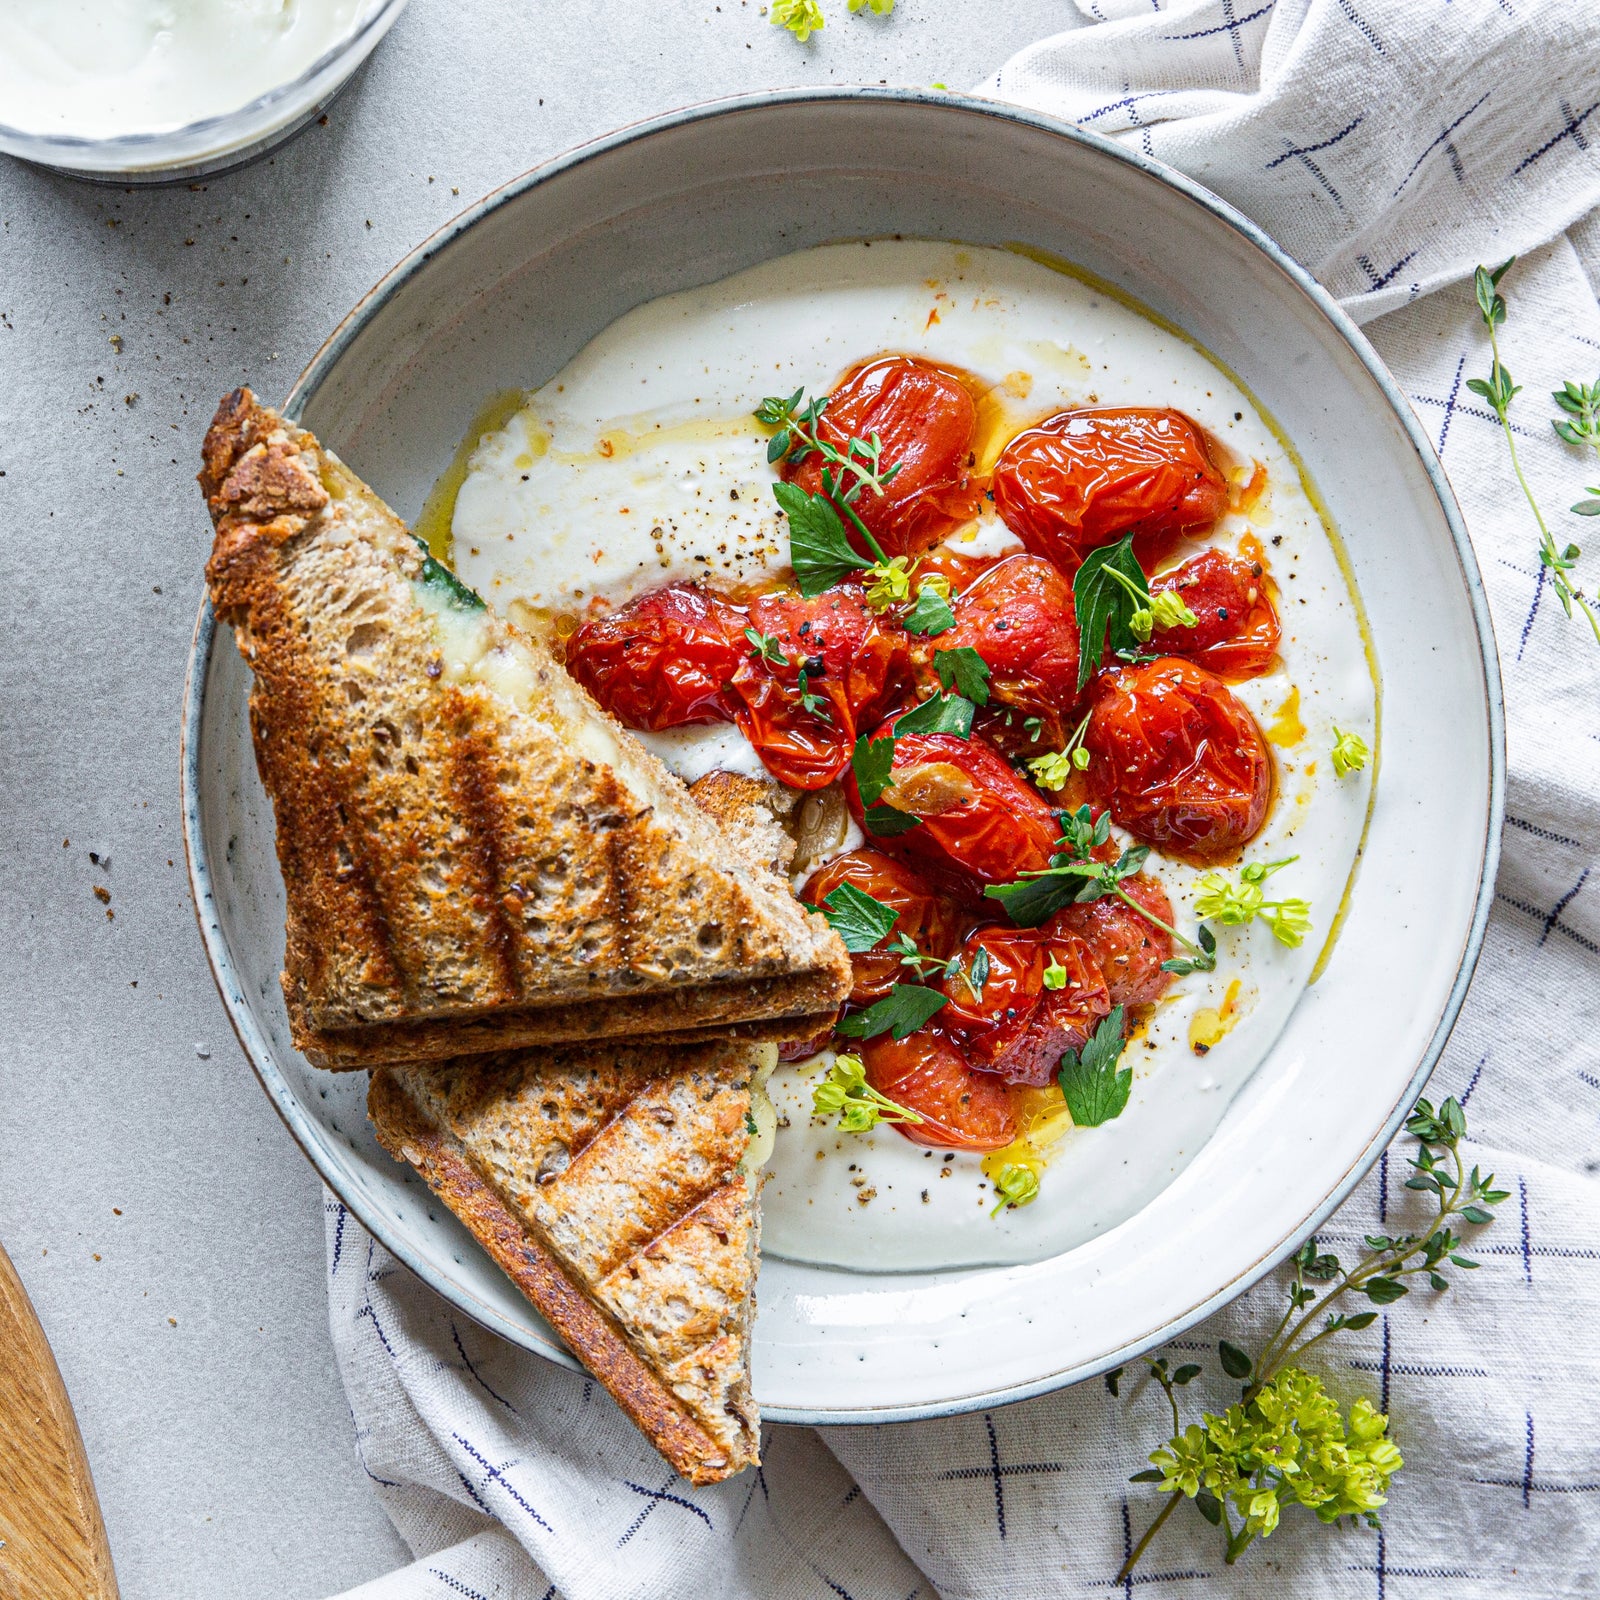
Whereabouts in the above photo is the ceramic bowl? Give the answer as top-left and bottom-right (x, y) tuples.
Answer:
(0, 0), (410, 183)
(182, 89), (1502, 1423)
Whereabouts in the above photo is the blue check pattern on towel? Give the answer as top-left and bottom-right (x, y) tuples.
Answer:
(326, 3), (1600, 1594)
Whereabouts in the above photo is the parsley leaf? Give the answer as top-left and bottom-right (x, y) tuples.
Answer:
(822, 882), (899, 952)
(836, 983), (948, 1040)
(903, 582), (956, 637)
(1058, 1006), (1131, 1127)
(1073, 533), (1147, 689)
(774, 480), (869, 597)
(896, 691), (975, 738)
(933, 646), (991, 705)
(862, 804), (922, 837)
(850, 730), (897, 806)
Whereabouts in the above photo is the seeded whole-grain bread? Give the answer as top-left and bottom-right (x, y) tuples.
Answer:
(367, 1040), (768, 1483)
(199, 390), (849, 1068)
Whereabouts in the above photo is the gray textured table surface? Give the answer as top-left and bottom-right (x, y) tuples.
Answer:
(0, 3), (1073, 1596)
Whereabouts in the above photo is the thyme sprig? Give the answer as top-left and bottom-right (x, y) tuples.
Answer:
(757, 387), (918, 607)
(1469, 261), (1600, 645)
(1553, 377), (1600, 517)
(986, 805), (1215, 973)
(1113, 1095), (1505, 1578)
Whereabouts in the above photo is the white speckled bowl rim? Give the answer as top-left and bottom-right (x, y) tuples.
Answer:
(181, 88), (1503, 1425)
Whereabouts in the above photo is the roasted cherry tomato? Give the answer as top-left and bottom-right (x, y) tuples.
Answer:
(565, 584), (746, 730)
(801, 849), (962, 1003)
(912, 553), (1080, 717)
(846, 718), (1061, 887)
(992, 408), (1228, 570)
(728, 584), (908, 789)
(1150, 548), (1281, 681)
(785, 356), (982, 558)
(938, 926), (1111, 1087)
(859, 1030), (1017, 1150)
(1047, 876), (1174, 1008)
(1083, 658), (1272, 864)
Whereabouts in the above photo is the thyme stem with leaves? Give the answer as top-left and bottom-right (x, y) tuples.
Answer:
(1113, 1095), (1506, 1580)
(1470, 260), (1600, 645)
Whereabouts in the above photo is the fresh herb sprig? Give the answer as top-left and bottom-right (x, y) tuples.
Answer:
(933, 645), (990, 703)
(904, 575), (956, 637)
(1113, 1095), (1504, 1578)
(1331, 727), (1370, 777)
(758, 388), (915, 606)
(986, 805), (1215, 973)
(1059, 1006), (1132, 1127)
(835, 983), (948, 1040)
(1192, 858), (1313, 949)
(1026, 710), (1093, 788)
(771, 0), (893, 39)
(1073, 533), (1198, 690)
(812, 1052), (923, 1131)
(1469, 261), (1600, 645)
(1553, 377), (1600, 517)
(990, 1162), (1040, 1216)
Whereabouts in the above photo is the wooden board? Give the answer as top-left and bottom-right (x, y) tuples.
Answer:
(0, 1242), (118, 1600)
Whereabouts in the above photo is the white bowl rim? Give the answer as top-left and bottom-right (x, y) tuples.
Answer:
(180, 85), (1505, 1424)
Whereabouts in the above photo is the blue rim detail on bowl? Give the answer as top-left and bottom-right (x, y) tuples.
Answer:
(181, 86), (1505, 1425)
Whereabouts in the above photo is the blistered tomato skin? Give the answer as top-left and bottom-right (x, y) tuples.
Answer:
(1083, 657), (1272, 864)
(938, 927), (1111, 1087)
(1150, 547), (1281, 681)
(846, 720), (1062, 888)
(728, 583), (908, 790)
(859, 1030), (1017, 1150)
(992, 407), (1229, 570)
(785, 356), (982, 558)
(565, 584), (746, 731)
(800, 849), (962, 1003)
(1048, 876), (1174, 1008)
(913, 553), (1081, 718)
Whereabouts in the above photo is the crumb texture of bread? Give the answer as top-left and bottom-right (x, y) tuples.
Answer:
(368, 1041), (762, 1483)
(199, 389), (848, 1064)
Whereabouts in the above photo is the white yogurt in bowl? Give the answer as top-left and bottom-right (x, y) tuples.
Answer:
(0, 0), (408, 177)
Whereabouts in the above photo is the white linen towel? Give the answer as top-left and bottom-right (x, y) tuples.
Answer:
(327, 4), (1600, 1594)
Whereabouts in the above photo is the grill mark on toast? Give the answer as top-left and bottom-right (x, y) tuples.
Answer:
(445, 697), (524, 1007)
(540, 1062), (745, 1283)
(369, 1067), (754, 1483)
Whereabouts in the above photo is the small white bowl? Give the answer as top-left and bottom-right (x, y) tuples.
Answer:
(0, 0), (409, 183)
(182, 89), (1503, 1424)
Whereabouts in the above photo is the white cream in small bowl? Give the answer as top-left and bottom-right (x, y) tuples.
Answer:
(0, 0), (409, 179)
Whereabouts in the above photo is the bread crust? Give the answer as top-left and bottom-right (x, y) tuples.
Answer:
(200, 390), (849, 1063)
(368, 1043), (764, 1484)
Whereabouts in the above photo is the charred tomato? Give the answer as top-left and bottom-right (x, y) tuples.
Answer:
(564, 584), (746, 730)
(859, 1029), (1017, 1150)
(992, 407), (1228, 570)
(847, 718), (1061, 888)
(785, 356), (982, 558)
(728, 583), (908, 790)
(1047, 876), (1174, 1008)
(801, 848), (962, 1003)
(1150, 547), (1281, 681)
(912, 553), (1080, 718)
(1082, 657), (1272, 864)
(938, 926), (1111, 1087)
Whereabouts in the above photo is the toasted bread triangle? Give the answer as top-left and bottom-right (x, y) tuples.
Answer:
(200, 390), (848, 1067)
(368, 1040), (767, 1483)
